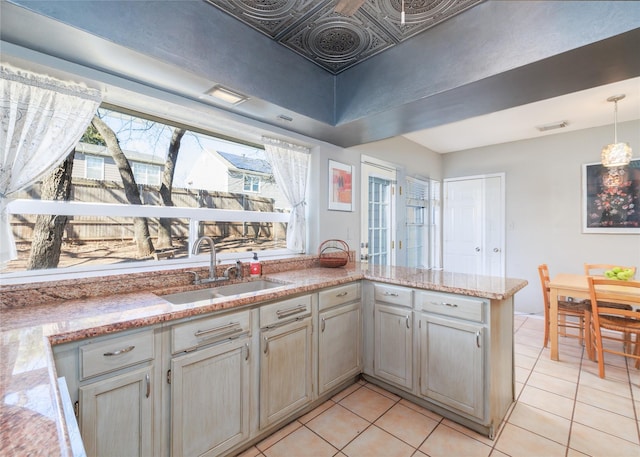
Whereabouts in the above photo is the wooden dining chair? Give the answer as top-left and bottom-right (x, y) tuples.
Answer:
(583, 264), (635, 357)
(587, 277), (640, 378)
(538, 264), (591, 348)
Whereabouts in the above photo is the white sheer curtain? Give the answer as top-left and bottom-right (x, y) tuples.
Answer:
(263, 137), (311, 253)
(0, 64), (101, 265)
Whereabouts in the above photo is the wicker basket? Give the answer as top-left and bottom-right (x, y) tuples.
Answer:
(318, 239), (350, 268)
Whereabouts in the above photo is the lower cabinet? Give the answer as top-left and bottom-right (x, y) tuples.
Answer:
(170, 337), (251, 457)
(259, 295), (314, 429)
(418, 314), (484, 419)
(372, 283), (413, 390)
(318, 284), (362, 395)
(80, 366), (154, 457)
(53, 327), (159, 457)
(169, 308), (253, 457)
(366, 283), (513, 439)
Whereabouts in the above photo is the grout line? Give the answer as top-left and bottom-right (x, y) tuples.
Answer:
(565, 337), (586, 457)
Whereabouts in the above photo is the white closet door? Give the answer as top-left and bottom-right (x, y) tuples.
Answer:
(443, 174), (504, 276)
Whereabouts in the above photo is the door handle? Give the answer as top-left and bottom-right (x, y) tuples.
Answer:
(493, 248), (500, 253)
(475, 247), (481, 252)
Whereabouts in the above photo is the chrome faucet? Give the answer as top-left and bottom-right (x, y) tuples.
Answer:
(192, 236), (218, 284)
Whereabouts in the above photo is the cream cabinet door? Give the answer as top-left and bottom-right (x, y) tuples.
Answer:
(260, 317), (313, 429)
(374, 303), (413, 389)
(418, 314), (485, 419)
(318, 302), (361, 395)
(80, 366), (153, 457)
(171, 337), (251, 457)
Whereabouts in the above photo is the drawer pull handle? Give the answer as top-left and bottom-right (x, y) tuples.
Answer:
(384, 292), (399, 297)
(276, 304), (307, 319)
(194, 322), (241, 338)
(430, 301), (458, 308)
(145, 374), (150, 398)
(103, 345), (135, 357)
(321, 317), (326, 332)
(336, 291), (348, 297)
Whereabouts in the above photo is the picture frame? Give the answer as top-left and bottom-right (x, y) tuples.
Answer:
(328, 159), (353, 211)
(582, 159), (640, 233)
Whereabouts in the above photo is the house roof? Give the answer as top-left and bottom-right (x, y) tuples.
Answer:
(218, 151), (272, 175)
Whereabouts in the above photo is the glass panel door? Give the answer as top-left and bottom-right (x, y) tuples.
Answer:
(368, 176), (392, 265)
(405, 177), (428, 269)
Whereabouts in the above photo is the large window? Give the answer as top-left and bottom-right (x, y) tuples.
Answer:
(2, 107), (292, 277)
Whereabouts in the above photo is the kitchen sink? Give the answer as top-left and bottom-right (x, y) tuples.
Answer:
(162, 279), (289, 305)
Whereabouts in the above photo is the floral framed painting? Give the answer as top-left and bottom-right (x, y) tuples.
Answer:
(328, 159), (353, 211)
(582, 159), (640, 233)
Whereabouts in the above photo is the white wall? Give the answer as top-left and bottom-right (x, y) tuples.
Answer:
(442, 120), (640, 314)
(310, 136), (442, 261)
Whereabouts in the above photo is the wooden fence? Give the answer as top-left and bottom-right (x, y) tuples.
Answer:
(11, 180), (288, 243)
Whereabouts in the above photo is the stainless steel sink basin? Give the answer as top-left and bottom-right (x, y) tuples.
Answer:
(162, 279), (288, 305)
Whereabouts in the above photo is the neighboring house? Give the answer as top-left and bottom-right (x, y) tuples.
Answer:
(209, 150), (288, 209)
(73, 142), (163, 186)
(72, 143), (288, 209)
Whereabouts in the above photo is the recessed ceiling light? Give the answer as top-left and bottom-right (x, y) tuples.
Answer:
(203, 85), (248, 105)
(536, 121), (569, 132)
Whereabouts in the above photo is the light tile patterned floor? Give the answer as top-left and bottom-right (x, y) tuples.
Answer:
(236, 315), (640, 457)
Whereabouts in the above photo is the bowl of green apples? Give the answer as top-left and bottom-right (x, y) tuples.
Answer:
(604, 267), (634, 281)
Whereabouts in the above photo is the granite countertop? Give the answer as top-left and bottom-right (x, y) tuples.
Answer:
(0, 264), (527, 456)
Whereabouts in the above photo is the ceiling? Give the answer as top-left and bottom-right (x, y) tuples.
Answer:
(204, 0), (484, 74)
(405, 76), (640, 153)
(1, 1), (639, 153)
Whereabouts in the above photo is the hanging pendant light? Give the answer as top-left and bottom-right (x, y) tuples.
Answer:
(601, 94), (632, 168)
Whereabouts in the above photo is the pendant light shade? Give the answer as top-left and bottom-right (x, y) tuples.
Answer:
(601, 94), (632, 168)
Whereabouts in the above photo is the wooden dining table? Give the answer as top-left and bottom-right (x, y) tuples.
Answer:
(548, 273), (640, 361)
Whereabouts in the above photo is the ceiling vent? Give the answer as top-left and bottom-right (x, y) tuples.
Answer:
(536, 121), (569, 132)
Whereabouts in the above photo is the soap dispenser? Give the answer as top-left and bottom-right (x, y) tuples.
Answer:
(250, 252), (262, 277)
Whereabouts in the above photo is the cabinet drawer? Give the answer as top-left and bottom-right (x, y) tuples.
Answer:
(80, 330), (154, 380)
(319, 283), (361, 311)
(260, 294), (312, 328)
(172, 310), (251, 354)
(373, 283), (412, 308)
(416, 291), (485, 322)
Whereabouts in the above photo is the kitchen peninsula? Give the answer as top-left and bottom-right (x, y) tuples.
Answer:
(0, 258), (527, 456)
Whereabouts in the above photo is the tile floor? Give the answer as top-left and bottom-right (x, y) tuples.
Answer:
(236, 315), (640, 457)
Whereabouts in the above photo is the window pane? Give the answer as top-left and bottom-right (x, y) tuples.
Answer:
(85, 156), (104, 180)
